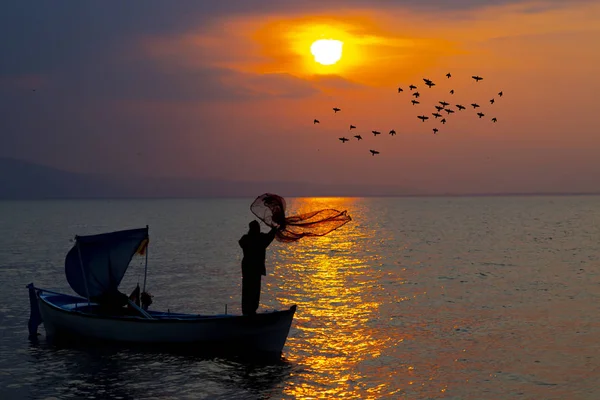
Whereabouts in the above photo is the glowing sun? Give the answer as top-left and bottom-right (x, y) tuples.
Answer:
(310, 39), (343, 65)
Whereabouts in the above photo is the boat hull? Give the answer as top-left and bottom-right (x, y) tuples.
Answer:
(37, 292), (296, 357)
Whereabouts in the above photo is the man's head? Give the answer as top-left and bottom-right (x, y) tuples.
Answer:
(249, 220), (260, 234)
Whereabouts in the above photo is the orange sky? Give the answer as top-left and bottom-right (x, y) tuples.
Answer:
(2, 1), (600, 194)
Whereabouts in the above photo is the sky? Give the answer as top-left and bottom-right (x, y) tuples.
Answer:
(1, 0), (599, 194)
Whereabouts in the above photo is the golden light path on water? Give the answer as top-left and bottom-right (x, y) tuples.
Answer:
(265, 197), (465, 398)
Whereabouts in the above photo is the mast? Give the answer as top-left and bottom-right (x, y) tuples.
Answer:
(75, 236), (91, 307)
(142, 225), (149, 293)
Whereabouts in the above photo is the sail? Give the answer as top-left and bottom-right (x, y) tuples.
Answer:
(65, 227), (149, 299)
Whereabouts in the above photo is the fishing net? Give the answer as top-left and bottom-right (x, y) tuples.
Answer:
(250, 193), (352, 243)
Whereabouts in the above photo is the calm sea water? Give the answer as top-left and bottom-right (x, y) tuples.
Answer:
(1, 196), (600, 399)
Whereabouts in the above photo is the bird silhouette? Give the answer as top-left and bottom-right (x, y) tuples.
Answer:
(456, 104), (466, 111)
(477, 112), (485, 118)
(372, 130), (381, 136)
(446, 73), (451, 78)
(444, 108), (455, 114)
(491, 117), (497, 123)
(355, 135), (363, 140)
(432, 112), (442, 119)
(349, 125), (356, 130)
(370, 150), (380, 156)
(472, 75), (483, 82)
(423, 78), (436, 88)
(439, 101), (449, 107)
(409, 84), (417, 90)
(411, 100), (420, 105)
(389, 129), (396, 136)
(412, 92), (420, 98)
(333, 107), (341, 113)
(490, 99), (495, 104)
(435, 105), (444, 111)
(339, 137), (349, 143)
(418, 115), (429, 122)
(471, 103), (480, 109)
(441, 118), (447, 124)
(398, 87), (404, 93)
(450, 89), (454, 95)
(314, 119), (320, 124)
(433, 128), (439, 134)
(498, 91), (503, 97)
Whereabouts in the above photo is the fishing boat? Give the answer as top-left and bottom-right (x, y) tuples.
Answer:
(27, 226), (296, 358)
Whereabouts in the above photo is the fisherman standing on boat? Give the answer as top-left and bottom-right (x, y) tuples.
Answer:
(239, 217), (284, 315)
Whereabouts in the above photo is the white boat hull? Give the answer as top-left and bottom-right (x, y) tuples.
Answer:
(36, 292), (296, 357)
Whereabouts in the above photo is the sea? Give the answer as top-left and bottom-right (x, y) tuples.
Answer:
(1, 196), (600, 399)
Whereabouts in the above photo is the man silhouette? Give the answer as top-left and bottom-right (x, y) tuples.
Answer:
(238, 220), (281, 315)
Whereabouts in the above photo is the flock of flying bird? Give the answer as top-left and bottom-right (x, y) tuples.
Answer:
(313, 73), (503, 156)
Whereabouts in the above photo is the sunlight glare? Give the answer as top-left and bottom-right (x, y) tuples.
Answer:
(310, 39), (343, 65)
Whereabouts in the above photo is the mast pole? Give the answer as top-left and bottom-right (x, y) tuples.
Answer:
(142, 225), (149, 293)
(76, 237), (91, 307)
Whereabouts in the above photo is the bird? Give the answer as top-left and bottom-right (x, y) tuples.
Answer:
(398, 87), (404, 93)
(432, 112), (442, 119)
(412, 92), (420, 98)
(409, 84), (417, 90)
(445, 108), (455, 114)
(446, 73), (451, 78)
(423, 78), (436, 88)
(498, 91), (503, 97)
(333, 107), (341, 113)
(490, 98), (495, 105)
(439, 101), (449, 107)
(441, 118), (447, 124)
(471, 103), (480, 109)
(456, 104), (466, 111)
(313, 119), (320, 124)
(372, 130), (381, 136)
(349, 125), (356, 130)
(477, 112), (485, 118)
(411, 100), (420, 105)
(418, 115), (429, 122)
(450, 89), (454, 95)
(433, 128), (439, 134)
(339, 137), (349, 143)
(491, 117), (497, 123)
(472, 75), (483, 82)
(389, 129), (396, 136)
(370, 150), (380, 156)
(435, 105), (444, 111)
(355, 135), (363, 140)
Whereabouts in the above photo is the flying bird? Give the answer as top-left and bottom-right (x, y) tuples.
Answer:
(472, 75), (483, 82)
(432, 112), (442, 119)
(435, 105), (444, 111)
(446, 73), (452, 78)
(398, 87), (404, 93)
(456, 104), (466, 111)
(411, 100), (420, 105)
(412, 92), (420, 98)
(450, 89), (454, 95)
(491, 117), (497, 123)
(423, 78), (436, 88)
(349, 125), (356, 130)
(418, 115), (429, 122)
(333, 107), (341, 113)
(441, 118), (447, 124)
(339, 137), (349, 143)
(355, 134), (363, 140)
(313, 119), (320, 124)
(477, 112), (485, 118)
(433, 128), (439, 134)
(389, 129), (396, 136)
(439, 101), (449, 107)
(498, 91), (503, 97)
(370, 150), (380, 156)
(445, 108), (455, 114)
(471, 103), (480, 109)
(490, 98), (495, 104)
(372, 130), (381, 136)
(409, 84), (417, 90)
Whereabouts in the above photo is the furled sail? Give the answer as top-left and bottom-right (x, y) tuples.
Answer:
(65, 227), (149, 299)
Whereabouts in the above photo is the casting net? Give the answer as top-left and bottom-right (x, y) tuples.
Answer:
(250, 193), (352, 243)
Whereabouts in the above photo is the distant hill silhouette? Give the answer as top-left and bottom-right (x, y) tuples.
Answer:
(0, 158), (414, 199)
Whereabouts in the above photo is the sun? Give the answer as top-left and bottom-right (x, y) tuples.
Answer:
(310, 39), (343, 66)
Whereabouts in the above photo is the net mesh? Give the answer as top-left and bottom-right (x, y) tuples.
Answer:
(250, 193), (352, 243)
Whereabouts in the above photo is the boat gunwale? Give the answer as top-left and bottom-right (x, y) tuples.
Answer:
(38, 291), (297, 324)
